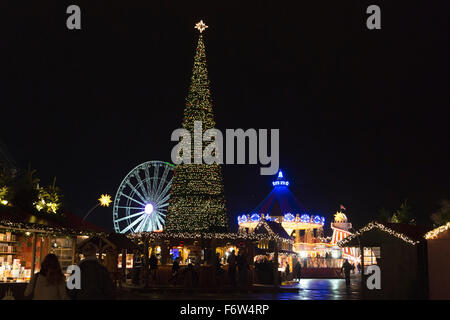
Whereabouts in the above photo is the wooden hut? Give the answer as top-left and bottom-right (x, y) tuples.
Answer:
(0, 209), (103, 299)
(425, 222), (450, 299)
(338, 221), (429, 299)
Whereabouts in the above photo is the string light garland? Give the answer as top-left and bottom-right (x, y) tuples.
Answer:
(255, 220), (293, 243)
(0, 219), (104, 237)
(424, 222), (450, 240)
(165, 22), (228, 233)
(128, 230), (293, 244)
(337, 221), (420, 246)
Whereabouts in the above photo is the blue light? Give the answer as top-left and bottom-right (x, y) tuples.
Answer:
(284, 213), (295, 222)
(313, 215), (322, 224)
(250, 213), (260, 222)
(300, 214), (310, 223)
(171, 248), (180, 260)
(278, 171), (283, 178)
(272, 180), (289, 187)
(321, 217), (325, 225)
(240, 214), (247, 223)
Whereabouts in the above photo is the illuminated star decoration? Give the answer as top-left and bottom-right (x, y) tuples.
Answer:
(195, 20), (208, 33)
(99, 194), (112, 207)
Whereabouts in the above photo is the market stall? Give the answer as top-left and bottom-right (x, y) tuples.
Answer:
(0, 210), (103, 299)
(76, 233), (139, 286)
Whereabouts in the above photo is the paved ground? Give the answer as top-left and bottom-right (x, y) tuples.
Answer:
(117, 274), (361, 300)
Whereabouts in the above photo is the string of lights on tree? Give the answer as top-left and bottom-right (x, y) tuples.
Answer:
(165, 21), (228, 233)
(0, 173), (63, 215)
(337, 221), (420, 246)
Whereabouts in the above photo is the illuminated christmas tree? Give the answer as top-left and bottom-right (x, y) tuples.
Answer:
(165, 21), (228, 233)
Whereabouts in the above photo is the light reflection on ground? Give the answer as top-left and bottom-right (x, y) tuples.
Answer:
(119, 275), (361, 300)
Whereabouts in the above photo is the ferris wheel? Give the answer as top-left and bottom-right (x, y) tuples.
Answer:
(113, 161), (175, 234)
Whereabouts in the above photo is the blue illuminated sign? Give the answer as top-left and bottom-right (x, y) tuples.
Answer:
(272, 180), (289, 187)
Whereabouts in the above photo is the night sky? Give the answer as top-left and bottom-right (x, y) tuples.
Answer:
(2, 1), (449, 233)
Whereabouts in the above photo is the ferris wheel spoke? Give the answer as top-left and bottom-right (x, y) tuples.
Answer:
(148, 215), (156, 231)
(135, 215), (148, 232)
(155, 193), (170, 207)
(156, 165), (170, 196)
(155, 210), (166, 217)
(117, 206), (143, 210)
(149, 215), (156, 231)
(153, 215), (162, 231)
(121, 193), (146, 207)
(115, 211), (145, 222)
(144, 166), (152, 199)
(121, 214), (146, 233)
(154, 181), (171, 204)
(155, 216), (164, 230)
(158, 214), (165, 223)
(126, 181), (147, 203)
(134, 172), (149, 200)
(157, 202), (169, 209)
(152, 165), (160, 195)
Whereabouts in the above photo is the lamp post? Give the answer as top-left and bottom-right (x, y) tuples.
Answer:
(82, 194), (112, 221)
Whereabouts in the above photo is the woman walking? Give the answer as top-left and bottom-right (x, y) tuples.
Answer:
(24, 253), (69, 300)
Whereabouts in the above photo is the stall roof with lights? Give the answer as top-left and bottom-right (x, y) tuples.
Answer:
(338, 221), (429, 247)
(0, 208), (105, 236)
(254, 219), (292, 240)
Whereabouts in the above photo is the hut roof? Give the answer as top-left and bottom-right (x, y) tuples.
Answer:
(0, 207), (104, 236)
(255, 220), (292, 240)
(338, 221), (429, 247)
(425, 222), (450, 240)
(77, 233), (139, 252)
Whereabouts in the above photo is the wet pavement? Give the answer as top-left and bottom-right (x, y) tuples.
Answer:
(118, 274), (361, 300)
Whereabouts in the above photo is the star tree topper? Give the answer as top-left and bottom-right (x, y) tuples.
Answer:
(195, 20), (208, 33)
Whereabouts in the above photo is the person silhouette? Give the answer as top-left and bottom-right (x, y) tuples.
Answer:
(341, 259), (353, 286)
(227, 250), (237, 287)
(24, 254), (69, 300)
(69, 243), (114, 300)
(149, 253), (158, 284)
